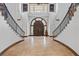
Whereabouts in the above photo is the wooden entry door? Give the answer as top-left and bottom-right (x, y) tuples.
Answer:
(33, 21), (44, 36)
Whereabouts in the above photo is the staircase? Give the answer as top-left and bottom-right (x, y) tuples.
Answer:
(53, 3), (78, 38)
(0, 3), (25, 53)
(0, 3), (25, 37)
(55, 3), (79, 55)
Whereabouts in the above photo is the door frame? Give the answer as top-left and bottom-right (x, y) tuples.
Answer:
(30, 17), (47, 36)
(33, 20), (44, 36)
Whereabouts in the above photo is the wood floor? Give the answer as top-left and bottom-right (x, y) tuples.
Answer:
(2, 36), (75, 56)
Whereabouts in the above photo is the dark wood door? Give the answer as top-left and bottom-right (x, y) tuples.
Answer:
(33, 21), (44, 36)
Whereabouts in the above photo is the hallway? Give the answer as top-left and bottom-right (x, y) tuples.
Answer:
(1, 36), (74, 56)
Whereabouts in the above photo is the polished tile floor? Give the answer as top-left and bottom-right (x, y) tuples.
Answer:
(2, 36), (74, 56)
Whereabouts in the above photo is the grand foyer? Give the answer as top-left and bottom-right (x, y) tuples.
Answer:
(0, 3), (79, 56)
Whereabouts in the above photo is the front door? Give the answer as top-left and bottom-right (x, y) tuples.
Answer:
(33, 21), (44, 36)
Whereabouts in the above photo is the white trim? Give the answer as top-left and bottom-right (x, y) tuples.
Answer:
(30, 17), (47, 35)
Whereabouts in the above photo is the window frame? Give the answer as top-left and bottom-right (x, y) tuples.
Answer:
(23, 4), (28, 12)
(49, 4), (55, 12)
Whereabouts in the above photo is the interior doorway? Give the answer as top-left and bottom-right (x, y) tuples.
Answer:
(30, 17), (47, 36)
(33, 20), (44, 36)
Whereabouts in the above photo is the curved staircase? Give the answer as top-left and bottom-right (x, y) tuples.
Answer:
(53, 3), (78, 38)
(0, 3), (25, 54)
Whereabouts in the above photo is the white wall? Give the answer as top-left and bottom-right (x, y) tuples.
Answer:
(20, 3), (71, 36)
(5, 3), (21, 22)
(20, 12), (28, 36)
(19, 3), (50, 36)
(5, 3), (26, 36)
(53, 3), (71, 31)
(19, 3), (28, 36)
(49, 3), (71, 36)
(49, 13), (56, 36)
(27, 3), (56, 36)
(56, 6), (79, 54)
(5, 3), (71, 36)
(0, 12), (22, 53)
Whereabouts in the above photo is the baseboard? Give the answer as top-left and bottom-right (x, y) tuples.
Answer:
(0, 40), (24, 56)
(53, 39), (79, 56)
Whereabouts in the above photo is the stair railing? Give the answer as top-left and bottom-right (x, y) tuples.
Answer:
(53, 3), (75, 38)
(2, 3), (25, 37)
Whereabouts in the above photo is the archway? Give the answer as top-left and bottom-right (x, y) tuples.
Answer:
(30, 17), (47, 36)
(33, 20), (44, 36)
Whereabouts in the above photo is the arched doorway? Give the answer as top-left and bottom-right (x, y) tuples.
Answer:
(33, 20), (44, 36)
(30, 17), (47, 36)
